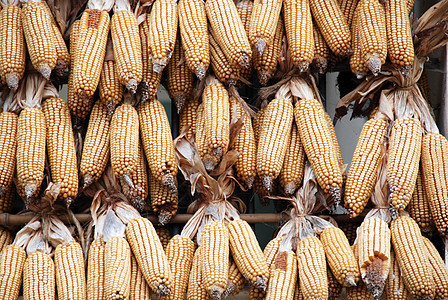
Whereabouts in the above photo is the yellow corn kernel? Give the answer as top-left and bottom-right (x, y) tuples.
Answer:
(187, 246), (210, 299)
(350, 5), (369, 78)
(337, 0), (359, 27)
(327, 268), (343, 299)
(156, 228), (171, 251)
(224, 259), (246, 297)
(209, 27), (240, 86)
(312, 24), (330, 74)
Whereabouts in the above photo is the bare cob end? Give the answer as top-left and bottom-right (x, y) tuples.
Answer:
(255, 38), (267, 55)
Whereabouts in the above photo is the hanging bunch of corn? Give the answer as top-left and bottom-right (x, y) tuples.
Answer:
(0, 0), (25, 90)
(422, 236), (448, 300)
(111, 0), (142, 93)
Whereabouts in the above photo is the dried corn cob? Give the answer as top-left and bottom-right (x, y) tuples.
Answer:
(337, 0), (359, 27)
(407, 170), (434, 233)
(312, 24), (330, 74)
(67, 20), (80, 120)
(236, 0), (253, 36)
(150, 0), (178, 72)
(178, 0), (209, 79)
(359, 0), (387, 75)
(209, 28), (240, 86)
(80, 102), (111, 188)
(139, 16), (162, 101)
(201, 221), (229, 300)
(325, 112), (344, 178)
(385, 0), (414, 71)
(266, 251), (297, 300)
(295, 99), (343, 201)
(195, 103), (207, 165)
(99, 39), (123, 115)
(0, 244), (26, 300)
(23, 251), (55, 300)
(320, 226), (360, 286)
(206, 0), (252, 68)
(179, 99), (199, 141)
(0, 227), (12, 251)
(104, 236), (131, 300)
(309, 0), (351, 57)
(384, 249), (411, 300)
(357, 217), (390, 299)
(0, 3), (25, 89)
(126, 217), (173, 296)
(54, 241), (86, 300)
(253, 106), (267, 143)
(110, 104), (139, 188)
(130, 254), (152, 300)
(350, 5), (368, 78)
(297, 236), (328, 300)
(279, 122), (305, 195)
(283, 0), (314, 71)
(87, 238), (105, 300)
(138, 99), (178, 193)
(156, 228), (171, 251)
(249, 0), (282, 54)
(111, 5), (142, 93)
(387, 118), (422, 211)
(257, 98), (294, 191)
(327, 268), (343, 299)
(253, 18), (283, 86)
(187, 246), (209, 299)
(162, 235), (195, 300)
(0, 111), (17, 199)
(345, 118), (387, 217)
(42, 97), (78, 206)
(391, 216), (435, 299)
(421, 132), (448, 236)
(167, 38), (194, 113)
(21, 0), (56, 79)
(407, 0), (415, 12)
(230, 97), (256, 188)
(149, 168), (179, 225)
(422, 236), (448, 300)
(225, 259), (246, 297)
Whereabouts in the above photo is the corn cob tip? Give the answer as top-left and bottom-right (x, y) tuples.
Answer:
(330, 186), (341, 205)
(313, 58), (328, 74)
(255, 38), (266, 55)
(246, 176), (255, 189)
(210, 285), (225, 300)
(255, 275), (268, 291)
(55, 60), (67, 78)
(162, 173), (178, 194)
(158, 209), (173, 226)
(24, 183), (38, 202)
(239, 54), (251, 69)
(363, 257), (387, 300)
(65, 197), (74, 208)
(106, 101), (117, 116)
(6, 73), (20, 90)
(174, 96), (186, 114)
(39, 64), (52, 80)
(224, 282), (237, 296)
(121, 174), (136, 190)
(284, 182), (298, 195)
(345, 274), (357, 287)
(157, 283), (171, 296)
(356, 71), (366, 80)
(298, 61), (310, 73)
(195, 63), (207, 80)
(204, 156), (218, 171)
(82, 175), (93, 190)
(126, 79), (138, 94)
(257, 70), (272, 86)
(261, 175), (273, 191)
(153, 57), (171, 73)
(367, 55), (382, 76)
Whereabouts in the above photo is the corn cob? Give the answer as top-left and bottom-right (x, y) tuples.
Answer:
(209, 27), (240, 86)
(178, 0), (209, 79)
(421, 132), (448, 237)
(225, 259), (246, 297)
(121, 141), (148, 212)
(201, 221), (229, 299)
(130, 254), (152, 300)
(249, 0), (282, 55)
(279, 122), (305, 195)
(407, 0), (415, 12)
(407, 170), (434, 233)
(0, 111), (17, 199)
(54, 241), (86, 300)
(359, 0), (387, 75)
(0, 227), (12, 251)
(266, 251), (297, 300)
(387, 118), (422, 211)
(87, 238), (105, 300)
(327, 268), (343, 299)
(42, 97), (78, 206)
(391, 216), (435, 299)
(320, 226), (360, 287)
(337, 0), (359, 27)
(80, 102), (111, 188)
(295, 99), (343, 201)
(283, 0), (314, 71)
(0, 4), (25, 89)
(99, 39), (123, 115)
(126, 217), (173, 296)
(312, 24), (330, 74)
(201, 79), (230, 170)
(206, 0), (252, 68)
(253, 106), (267, 143)
(357, 217), (390, 299)
(138, 99), (178, 193)
(21, 1), (56, 79)
(384, 249), (411, 300)
(297, 236), (328, 300)
(139, 16), (162, 101)
(110, 104), (139, 188)
(16, 107), (46, 203)
(229, 96), (257, 189)
(293, 281), (303, 300)
(187, 246), (210, 300)
(23, 251), (55, 300)
(149, 0), (178, 72)
(339, 222), (359, 245)
(162, 235), (195, 300)
(349, 5), (369, 78)
(111, 7), (142, 93)
(0, 244), (26, 300)
(345, 118), (387, 217)
(257, 98), (294, 191)
(104, 236), (131, 300)
(167, 38), (194, 113)
(385, 0), (414, 71)
(253, 18), (283, 86)
(0, 172), (13, 214)
(236, 0), (253, 36)
(67, 20), (80, 120)
(228, 219), (269, 289)
(156, 228), (171, 251)
(179, 99), (199, 141)
(422, 236), (448, 300)
(149, 168), (179, 225)
(309, 0), (351, 57)
(195, 103), (208, 165)
(325, 112), (344, 178)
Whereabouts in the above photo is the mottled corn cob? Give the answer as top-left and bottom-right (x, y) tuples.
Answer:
(339, 222), (360, 245)
(249, 0), (282, 54)
(0, 185), (14, 214)
(156, 228), (171, 251)
(327, 268), (343, 299)
(104, 237), (131, 300)
(266, 251), (297, 300)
